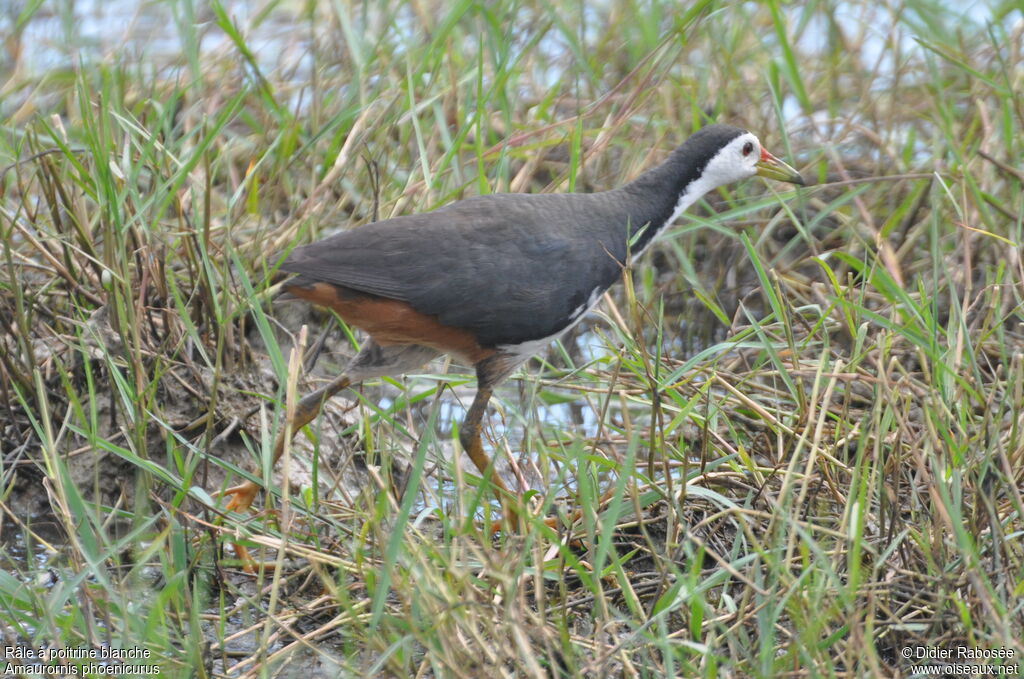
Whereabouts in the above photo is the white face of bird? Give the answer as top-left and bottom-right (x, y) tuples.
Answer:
(703, 132), (805, 187)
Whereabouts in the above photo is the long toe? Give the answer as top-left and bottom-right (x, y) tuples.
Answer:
(231, 542), (257, 574)
(489, 507), (566, 535)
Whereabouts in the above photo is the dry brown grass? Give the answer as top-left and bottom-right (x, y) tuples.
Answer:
(1, 1), (1022, 677)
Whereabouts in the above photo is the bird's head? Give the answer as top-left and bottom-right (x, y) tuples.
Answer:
(688, 123), (806, 188)
(696, 125), (806, 188)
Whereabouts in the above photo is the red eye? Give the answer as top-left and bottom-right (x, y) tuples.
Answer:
(742, 141), (754, 156)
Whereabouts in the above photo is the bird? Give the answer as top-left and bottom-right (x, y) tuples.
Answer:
(222, 123), (804, 530)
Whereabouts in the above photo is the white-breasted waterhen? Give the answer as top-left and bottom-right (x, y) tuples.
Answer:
(223, 123), (804, 531)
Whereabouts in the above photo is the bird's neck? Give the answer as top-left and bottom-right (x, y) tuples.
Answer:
(615, 147), (716, 257)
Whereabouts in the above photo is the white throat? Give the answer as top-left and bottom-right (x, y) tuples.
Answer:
(669, 171), (721, 224)
(634, 171), (721, 259)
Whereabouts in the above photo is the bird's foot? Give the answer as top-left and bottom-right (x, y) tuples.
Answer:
(487, 497), (562, 535)
(490, 487), (618, 536)
(220, 480), (267, 574)
(222, 480), (261, 514)
(228, 543), (258, 575)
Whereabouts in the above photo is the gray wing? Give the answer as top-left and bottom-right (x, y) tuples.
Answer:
(280, 193), (630, 347)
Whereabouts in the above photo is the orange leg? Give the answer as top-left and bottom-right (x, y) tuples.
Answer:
(491, 485), (619, 536)
(459, 383), (523, 530)
(223, 372), (353, 512)
(221, 373), (352, 569)
(543, 487), (619, 530)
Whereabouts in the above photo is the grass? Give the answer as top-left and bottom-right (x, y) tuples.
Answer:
(1, 0), (1022, 677)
